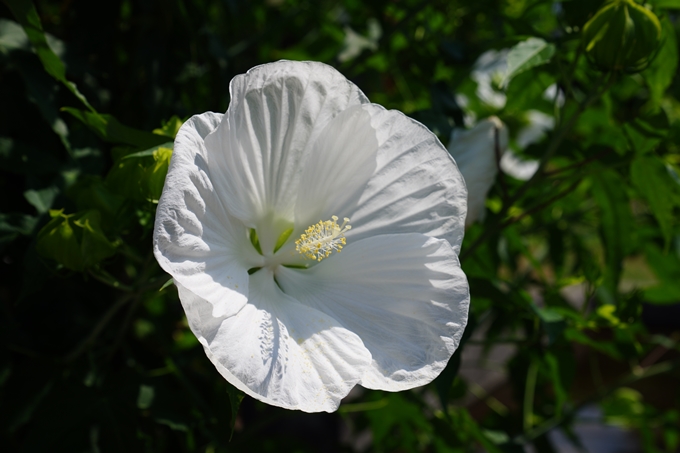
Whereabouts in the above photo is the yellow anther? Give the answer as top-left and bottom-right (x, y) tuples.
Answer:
(295, 216), (352, 261)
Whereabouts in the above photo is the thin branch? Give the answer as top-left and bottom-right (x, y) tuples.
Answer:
(88, 268), (134, 292)
(62, 294), (133, 363)
(544, 147), (614, 177)
(501, 178), (582, 228)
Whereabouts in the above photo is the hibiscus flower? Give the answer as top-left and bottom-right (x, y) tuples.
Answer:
(153, 60), (470, 412)
(448, 117), (508, 226)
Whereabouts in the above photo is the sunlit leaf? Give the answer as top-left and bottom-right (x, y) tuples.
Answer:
(36, 209), (117, 270)
(502, 37), (555, 88)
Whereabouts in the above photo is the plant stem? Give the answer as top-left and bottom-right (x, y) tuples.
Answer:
(62, 294), (133, 363)
(516, 358), (680, 444)
(523, 359), (539, 432)
(88, 268), (134, 292)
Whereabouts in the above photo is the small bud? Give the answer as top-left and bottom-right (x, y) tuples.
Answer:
(582, 0), (662, 73)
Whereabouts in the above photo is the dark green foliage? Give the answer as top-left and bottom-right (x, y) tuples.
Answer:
(1, 0), (680, 452)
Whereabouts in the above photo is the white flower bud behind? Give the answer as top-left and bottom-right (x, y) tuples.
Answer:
(448, 117), (508, 227)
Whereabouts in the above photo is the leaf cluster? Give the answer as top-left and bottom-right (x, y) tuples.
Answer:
(1, 0), (680, 452)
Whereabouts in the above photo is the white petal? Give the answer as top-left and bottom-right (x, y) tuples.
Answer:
(203, 61), (369, 252)
(340, 108), (467, 253)
(154, 112), (263, 318)
(516, 110), (554, 149)
(448, 117), (508, 226)
(177, 271), (372, 412)
(276, 233), (469, 391)
(500, 150), (539, 181)
(293, 104), (380, 230)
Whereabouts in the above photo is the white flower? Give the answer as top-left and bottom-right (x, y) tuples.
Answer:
(471, 49), (509, 110)
(500, 111), (552, 181)
(153, 61), (469, 413)
(338, 19), (381, 63)
(448, 117), (508, 226)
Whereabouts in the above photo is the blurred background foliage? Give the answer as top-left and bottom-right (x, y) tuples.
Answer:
(1, 0), (680, 451)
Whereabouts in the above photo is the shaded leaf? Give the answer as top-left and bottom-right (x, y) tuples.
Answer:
(137, 385), (155, 410)
(225, 384), (244, 441)
(4, 0), (95, 112)
(63, 107), (172, 149)
(533, 306), (566, 345)
(24, 185), (59, 214)
(643, 244), (680, 303)
(643, 17), (678, 107)
(591, 168), (633, 295)
(0, 213), (38, 250)
(631, 155), (679, 247)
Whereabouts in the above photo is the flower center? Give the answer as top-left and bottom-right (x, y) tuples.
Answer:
(295, 216), (351, 262)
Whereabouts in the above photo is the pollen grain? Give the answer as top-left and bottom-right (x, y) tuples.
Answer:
(295, 216), (351, 261)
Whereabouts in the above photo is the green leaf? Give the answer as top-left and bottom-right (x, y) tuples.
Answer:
(643, 17), (678, 107)
(545, 353), (567, 418)
(643, 244), (680, 303)
(0, 213), (38, 250)
(153, 116), (184, 139)
(564, 327), (623, 359)
(158, 278), (174, 292)
(3, 0), (95, 112)
(648, 0), (680, 9)
(63, 107), (172, 149)
(146, 147), (172, 201)
(631, 155), (678, 247)
(136, 385), (155, 410)
(16, 54), (71, 151)
(591, 168), (633, 295)
(624, 110), (669, 154)
(36, 209), (117, 271)
(366, 393), (433, 450)
(502, 37), (555, 88)
(106, 144), (173, 202)
(67, 176), (125, 227)
(225, 384), (244, 441)
(533, 306), (566, 345)
(24, 185), (59, 214)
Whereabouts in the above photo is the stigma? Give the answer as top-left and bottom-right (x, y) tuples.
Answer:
(295, 216), (352, 261)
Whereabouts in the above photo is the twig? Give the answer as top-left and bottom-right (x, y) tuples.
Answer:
(501, 178), (582, 228)
(88, 268), (134, 292)
(544, 147), (613, 177)
(62, 294), (133, 363)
